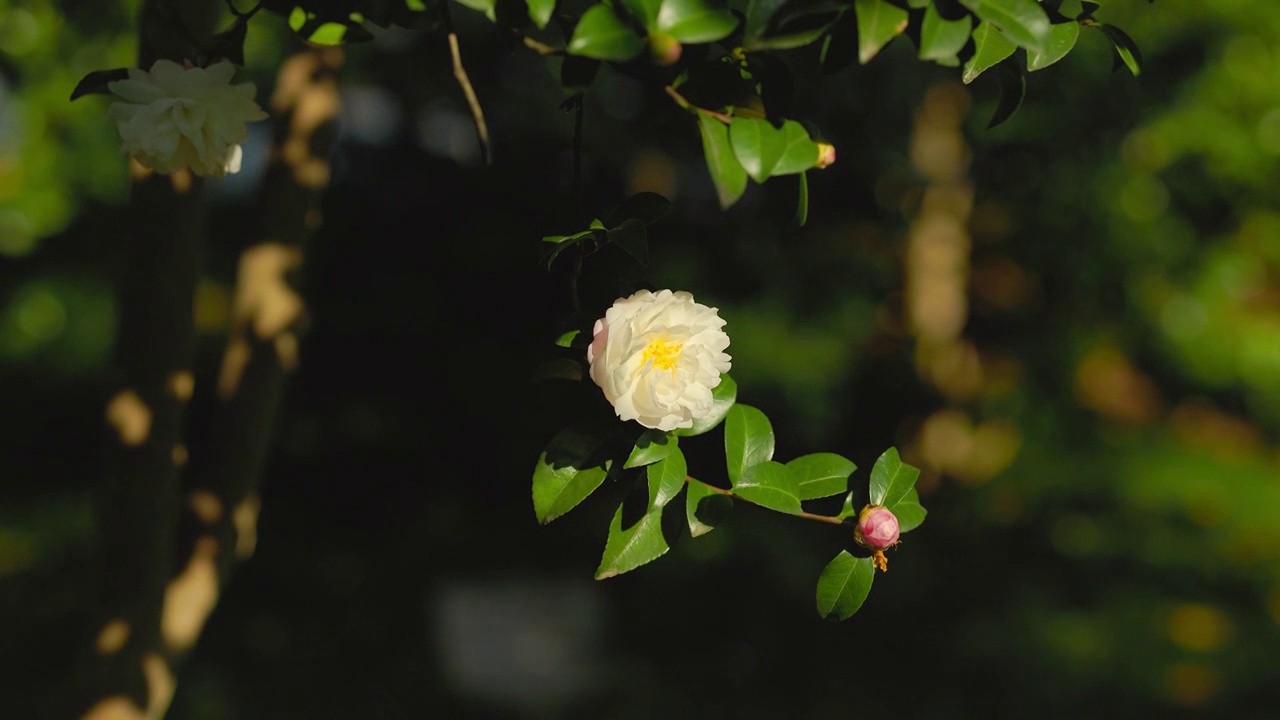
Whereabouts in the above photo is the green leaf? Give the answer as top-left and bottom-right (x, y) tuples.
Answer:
(568, 5), (645, 61)
(625, 430), (678, 469)
(70, 68), (131, 101)
(658, 0), (739, 43)
(555, 329), (580, 348)
(597, 447), (687, 579)
(648, 447), (688, 508)
(786, 452), (856, 500)
(607, 218), (648, 266)
(527, 0), (556, 28)
(728, 118), (821, 184)
(724, 403), (775, 483)
(961, 0), (1051, 52)
(1100, 23), (1142, 77)
(733, 460), (802, 514)
(889, 487), (927, 533)
(595, 503), (668, 579)
(868, 447), (920, 509)
(962, 21), (1017, 84)
(623, 0), (664, 28)
(685, 477), (727, 537)
(698, 114), (749, 209)
(918, 3), (971, 64)
(816, 550), (875, 620)
(837, 490), (857, 520)
(853, 0), (909, 64)
(987, 62), (1025, 129)
(532, 428), (608, 524)
(453, 0), (498, 21)
(1026, 20), (1079, 71)
(675, 375), (737, 437)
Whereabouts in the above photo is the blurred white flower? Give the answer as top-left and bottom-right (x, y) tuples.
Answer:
(107, 59), (267, 178)
(588, 289), (732, 432)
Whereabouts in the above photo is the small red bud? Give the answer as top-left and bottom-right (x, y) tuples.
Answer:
(649, 33), (682, 66)
(815, 142), (836, 169)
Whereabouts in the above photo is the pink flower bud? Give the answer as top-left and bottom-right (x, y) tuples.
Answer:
(815, 142), (836, 169)
(854, 505), (899, 551)
(649, 33), (682, 66)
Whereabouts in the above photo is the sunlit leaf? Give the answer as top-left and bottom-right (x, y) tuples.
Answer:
(698, 114), (749, 208)
(724, 403), (775, 483)
(625, 430), (678, 469)
(962, 21), (1017, 84)
(1026, 21), (1079, 71)
(868, 447), (920, 509)
(527, 0), (556, 28)
(918, 3), (971, 65)
(686, 477), (729, 537)
(658, 0), (739, 43)
(733, 460), (802, 513)
(675, 375), (738, 437)
(787, 452), (856, 500)
(532, 428), (608, 523)
(889, 487), (927, 533)
(728, 117), (821, 184)
(568, 5), (645, 61)
(816, 550), (875, 620)
(648, 447), (688, 508)
(853, 0), (909, 64)
(960, 0), (1051, 52)
(1100, 23), (1142, 77)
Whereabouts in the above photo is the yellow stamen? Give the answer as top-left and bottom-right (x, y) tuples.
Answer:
(641, 339), (683, 371)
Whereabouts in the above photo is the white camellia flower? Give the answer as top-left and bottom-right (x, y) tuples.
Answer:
(107, 59), (267, 178)
(588, 289), (732, 432)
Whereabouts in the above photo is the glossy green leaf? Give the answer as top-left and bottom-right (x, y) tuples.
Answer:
(987, 62), (1025, 129)
(786, 452), (856, 500)
(675, 375), (738, 437)
(555, 329), (580, 348)
(623, 0), (665, 28)
(658, 0), (739, 43)
(918, 4), (972, 64)
(816, 550), (875, 620)
(595, 503), (668, 579)
(527, 0), (556, 28)
(597, 447), (687, 579)
(838, 490), (857, 520)
(625, 430), (678, 469)
(961, 0), (1051, 52)
(733, 460), (802, 514)
(698, 114), (749, 208)
(568, 5), (645, 61)
(532, 428), (608, 524)
(1026, 20), (1079, 71)
(853, 0), (909, 64)
(724, 403), (775, 483)
(1100, 23), (1142, 77)
(648, 447), (688, 509)
(70, 68), (131, 101)
(889, 487), (927, 533)
(453, 0), (498, 20)
(728, 118), (821, 184)
(869, 447), (920, 509)
(962, 21), (1017, 84)
(685, 477), (726, 537)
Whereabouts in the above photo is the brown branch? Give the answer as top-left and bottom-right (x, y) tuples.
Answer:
(686, 477), (847, 527)
(448, 32), (492, 165)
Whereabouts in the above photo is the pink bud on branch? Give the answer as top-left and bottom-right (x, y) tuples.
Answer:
(854, 504), (900, 571)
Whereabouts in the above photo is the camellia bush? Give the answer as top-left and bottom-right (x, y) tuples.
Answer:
(55, 0), (1152, 715)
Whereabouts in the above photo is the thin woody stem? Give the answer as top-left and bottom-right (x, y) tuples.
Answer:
(686, 476), (847, 527)
(664, 85), (733, 124)
(440, 3), (491, 166)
